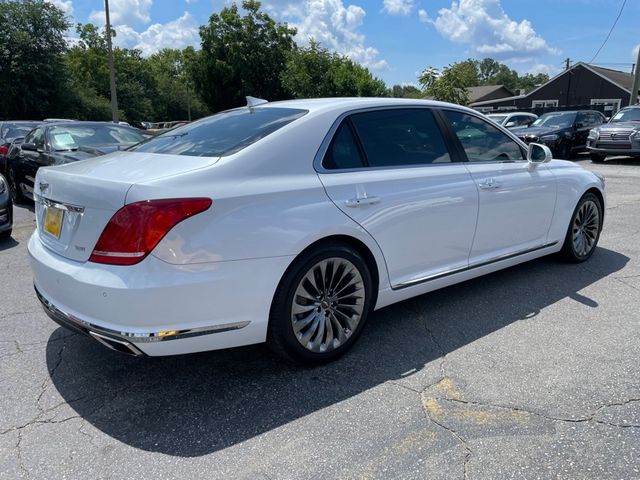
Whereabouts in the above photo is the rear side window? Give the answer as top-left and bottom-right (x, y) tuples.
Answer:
(350, 109), (451, 167)
(323, 122), (365, 170)
(130, 107), (307, 157)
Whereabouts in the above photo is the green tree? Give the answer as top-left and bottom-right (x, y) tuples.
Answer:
(389, 84), (423, 99)
(147, 48), (208, 121)
(281, 41), (386, 98)
(0, 0), (70, 119)
(195, 0), (297, 112)
(418, 63), (476, 105)
(517, 73), (549, 93)
(65, 23), (156, 121)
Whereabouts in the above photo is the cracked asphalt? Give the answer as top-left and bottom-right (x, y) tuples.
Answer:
(1, 157), (639, 479)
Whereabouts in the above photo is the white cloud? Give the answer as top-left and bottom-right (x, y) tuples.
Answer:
(525, 63), (560, 77)
(46, 0), (73, 17)
(90, 0), (153, 26)
(382, 0), (414, 16)
(113, 12), (200, 56)
(263, 0), (388, 70)
(427, 0), (557, 61)
(418, 9), (430, 23)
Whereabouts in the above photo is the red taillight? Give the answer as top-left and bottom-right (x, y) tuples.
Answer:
(89, 198), (212, 266)
(0, 145), (8, 156)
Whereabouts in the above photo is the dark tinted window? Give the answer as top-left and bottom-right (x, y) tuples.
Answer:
(444, 110), (525, 162)
(349, 109), (450, 167)
(25, 128), (45, 150)
(323, 122), (365, 170)
(131, 107), (307, 157)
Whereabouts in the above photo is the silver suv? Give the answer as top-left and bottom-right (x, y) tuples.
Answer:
(587, 106), (640, 162)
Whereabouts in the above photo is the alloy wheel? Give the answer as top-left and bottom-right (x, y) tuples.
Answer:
(572, 200), (600, 257)
(291, 257), (365, 353)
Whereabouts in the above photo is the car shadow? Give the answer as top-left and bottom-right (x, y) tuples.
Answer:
(46, 247), (628, 457)
(0, 236), (19, 251)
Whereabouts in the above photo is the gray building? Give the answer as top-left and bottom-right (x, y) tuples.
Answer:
(471, 62), (638, 116)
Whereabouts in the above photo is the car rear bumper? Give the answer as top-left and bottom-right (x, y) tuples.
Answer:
(28, 232), (294, 356)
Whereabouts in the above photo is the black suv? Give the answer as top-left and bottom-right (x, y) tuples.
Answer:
(513, 110), (606, 159)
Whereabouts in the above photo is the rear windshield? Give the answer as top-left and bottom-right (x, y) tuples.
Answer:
(130, 107), (308, 157)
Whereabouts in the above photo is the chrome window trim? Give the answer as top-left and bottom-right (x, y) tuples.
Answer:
(313, 105), (469, 174)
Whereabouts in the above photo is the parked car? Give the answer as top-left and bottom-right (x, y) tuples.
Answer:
(587, 106), (640, 162)
(7, 121), (147, 203)
(486, 112), (537, 129)
(0, 121), (42, 175)
(0, 173), (12, 239)
(514, 110), (606, 159)
(29, 98), (605, 363)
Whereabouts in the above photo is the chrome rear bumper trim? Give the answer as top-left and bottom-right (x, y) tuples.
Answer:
(34, 285), (251, 347)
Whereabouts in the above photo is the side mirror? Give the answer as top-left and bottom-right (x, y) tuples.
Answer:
(527, 143), (552, 165)
(21, 142), (37, 152)
(505, 121), (516, 128)
(574, 122), (584, 129)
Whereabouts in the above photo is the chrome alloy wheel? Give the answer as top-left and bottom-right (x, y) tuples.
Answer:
(291, 257), (365, 353)
(572, 200), (600, 257)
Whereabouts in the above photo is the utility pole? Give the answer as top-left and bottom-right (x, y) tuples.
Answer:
(105, 0), (119, 122)
(565, 58), (571, 70)
(631, 47), (640, 105)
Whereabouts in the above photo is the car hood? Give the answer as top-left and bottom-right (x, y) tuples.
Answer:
(598, 121), (640, 131)
(514, 126), (562, 137)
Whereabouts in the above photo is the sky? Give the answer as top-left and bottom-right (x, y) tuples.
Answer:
(47, 0), (640, 87)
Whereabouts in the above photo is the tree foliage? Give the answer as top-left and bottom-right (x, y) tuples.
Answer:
(195, 0), (296, 112)
(0, 0), (70, 119)
(388, 84), (423, 99)
(281, 41), (387, 98)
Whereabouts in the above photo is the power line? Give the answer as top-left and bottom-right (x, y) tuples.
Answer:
(588, 0), (627, 63)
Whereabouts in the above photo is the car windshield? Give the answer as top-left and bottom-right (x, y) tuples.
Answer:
(129, 107), (308, 157)
(610, 108), (640, 122)
(49, 124), (146, 151)
(487, 115), (507, 124)
(531, 112), (576, 128)
(1, 123), (40, 140)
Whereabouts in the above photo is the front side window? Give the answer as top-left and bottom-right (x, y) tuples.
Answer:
(348, 109), (451, 167)
(130, 107), (308, 157)
(443, 110), (524, 162)
(25, 128), (45, 150)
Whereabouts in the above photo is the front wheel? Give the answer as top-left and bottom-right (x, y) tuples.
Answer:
(555, 142), (572, 160)
(590, 152), (606, 163)
(560, 193), (603, 262)
(268, 243), (373, 364)
(7, 168), (25, 204)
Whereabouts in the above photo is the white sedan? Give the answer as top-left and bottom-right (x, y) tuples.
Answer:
(29, 98), (605, 364)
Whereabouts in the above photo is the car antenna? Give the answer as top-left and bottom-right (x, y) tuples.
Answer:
(246, 96), (268, 112)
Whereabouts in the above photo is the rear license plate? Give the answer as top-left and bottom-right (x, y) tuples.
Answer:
(43, 206), (64, 239)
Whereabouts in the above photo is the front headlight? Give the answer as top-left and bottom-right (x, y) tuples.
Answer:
(0, 176), (6, 195)
(540, 134), (559, 142)
(588, 128), (599, 140)
(632, 130), (640, 140)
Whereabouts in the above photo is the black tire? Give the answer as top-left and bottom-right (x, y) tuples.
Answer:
(7, 168), (26, 204)
(590, 152), (606, 163)
(559, 192), (603, 263)
(0, 229), (11, 239)
(555, 142), (572, 160)
(268, 242), (374, 365)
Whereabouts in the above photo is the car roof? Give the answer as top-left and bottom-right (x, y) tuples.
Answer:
(254, 97), (471, 116)
(45, 121), (134, 128)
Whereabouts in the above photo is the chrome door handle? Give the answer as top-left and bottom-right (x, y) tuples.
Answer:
(478, 179), (500, 190)
(345, 196), (381, 207)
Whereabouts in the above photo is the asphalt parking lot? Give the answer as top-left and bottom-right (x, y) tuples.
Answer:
(1, 156), (639, 479)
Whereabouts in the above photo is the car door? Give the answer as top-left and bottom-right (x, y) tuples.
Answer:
(19, 127), (54, 197)
(440, 109), (557, 264)
(317, 108), (479, 288)
(573, 111), (596, 150)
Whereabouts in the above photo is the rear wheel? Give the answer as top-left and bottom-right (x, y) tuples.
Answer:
(590, 152), (606, 163)
(7, 168), (25, 204)
(560, 193), (602, 262)
(0, 229), (11, 239)
(268, 242), (373, 364)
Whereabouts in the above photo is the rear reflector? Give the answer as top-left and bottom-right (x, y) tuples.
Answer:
(89, 198), (212, 266)
(0, 145), (8, 156)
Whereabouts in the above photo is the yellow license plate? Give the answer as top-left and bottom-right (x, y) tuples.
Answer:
(43, 206), (64, 239)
